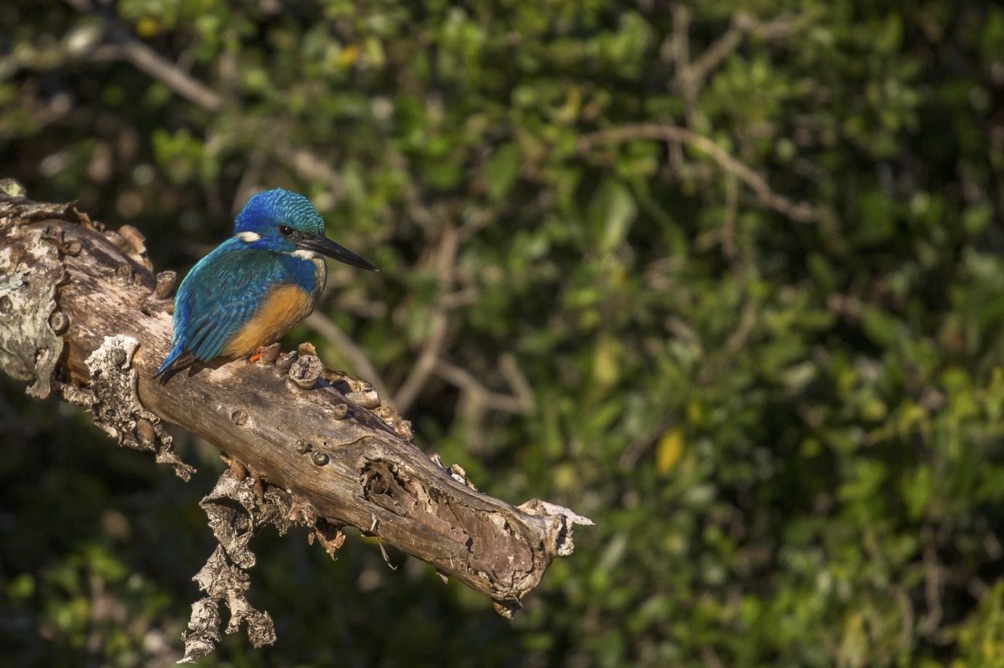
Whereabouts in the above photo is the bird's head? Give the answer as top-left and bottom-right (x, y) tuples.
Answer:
(233, 188), (378, 271)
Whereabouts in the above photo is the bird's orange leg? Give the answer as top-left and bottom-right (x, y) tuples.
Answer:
(248, 342), (282, 366)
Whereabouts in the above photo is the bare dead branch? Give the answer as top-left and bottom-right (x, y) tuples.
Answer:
(679, 10), (816, 97)
(62, 1), (350, 203)
(90, 42), (223, 113)
(63, 0), (223, 111)
(392, 222), (459, 413)
(434, 358), (535, 417)
(0, 184), (591, 657)
(577, 123), (817, 222)
(270, 144), (346, 199)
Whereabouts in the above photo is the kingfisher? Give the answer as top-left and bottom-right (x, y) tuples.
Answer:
(154, 188), (377, 382)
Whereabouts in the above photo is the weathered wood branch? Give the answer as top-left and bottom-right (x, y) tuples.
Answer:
(0, 182), (591, 659)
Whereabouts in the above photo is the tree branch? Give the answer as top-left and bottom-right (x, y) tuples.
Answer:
(578, 123), (817, 222)
(0, 182), (591, 658)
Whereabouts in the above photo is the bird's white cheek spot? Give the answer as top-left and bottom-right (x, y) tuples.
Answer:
(292, 249), (320, 260)
(236, 232), (261, 243)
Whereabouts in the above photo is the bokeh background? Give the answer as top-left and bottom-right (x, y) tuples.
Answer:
(2, 1), (1004, 666)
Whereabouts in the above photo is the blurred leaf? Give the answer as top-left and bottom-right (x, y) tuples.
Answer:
(655, 428), (684, 475)
(484, 142), (521, 202)
(588, 177), (637, 254)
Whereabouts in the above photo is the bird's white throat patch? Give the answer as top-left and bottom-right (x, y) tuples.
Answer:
(236, 231), (261, 243)
(292, 249), (320, 260)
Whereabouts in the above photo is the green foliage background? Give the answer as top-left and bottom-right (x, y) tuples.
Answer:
(2, 1), (1004, 666)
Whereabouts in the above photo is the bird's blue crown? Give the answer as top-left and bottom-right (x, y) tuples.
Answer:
(233, 188), (325, 250)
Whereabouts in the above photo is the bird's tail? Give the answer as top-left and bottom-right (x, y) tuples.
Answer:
(154, 348), (198, 384)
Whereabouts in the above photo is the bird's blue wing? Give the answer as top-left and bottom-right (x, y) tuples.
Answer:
(156, 242), (285, 378)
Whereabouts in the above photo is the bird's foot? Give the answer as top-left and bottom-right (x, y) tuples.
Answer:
(248, 343), (281, 366)
(248, 347), (264, 364)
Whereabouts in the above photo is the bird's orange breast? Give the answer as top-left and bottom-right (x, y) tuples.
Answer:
(222, 284), (315, 357)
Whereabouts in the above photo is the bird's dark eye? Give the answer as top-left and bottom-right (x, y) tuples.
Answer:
(278, 225), (294, 238)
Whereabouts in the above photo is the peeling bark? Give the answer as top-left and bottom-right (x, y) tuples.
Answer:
(0, 183), (592, 658)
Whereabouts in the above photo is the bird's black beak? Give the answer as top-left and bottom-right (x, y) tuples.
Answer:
(297, 234), (379, 272)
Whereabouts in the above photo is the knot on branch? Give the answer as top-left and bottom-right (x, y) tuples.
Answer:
(287, 352), (324, 389)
